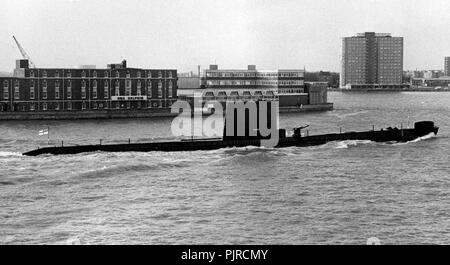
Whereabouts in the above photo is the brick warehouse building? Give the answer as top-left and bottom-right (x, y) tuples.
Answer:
(0, 59), (177, 117)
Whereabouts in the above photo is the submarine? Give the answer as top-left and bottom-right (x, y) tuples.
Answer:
(22, 101), (439, 156)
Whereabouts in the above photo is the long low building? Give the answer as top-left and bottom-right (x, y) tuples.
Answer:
(178, 65), (332, 112)
(0, 59), (178, 115)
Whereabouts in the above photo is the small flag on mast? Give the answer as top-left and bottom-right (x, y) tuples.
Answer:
(39, 128), (49, 136)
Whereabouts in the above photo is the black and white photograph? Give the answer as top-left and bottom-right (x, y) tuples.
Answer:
(1, 0), (449, 252)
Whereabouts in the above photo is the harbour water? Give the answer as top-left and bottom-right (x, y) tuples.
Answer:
(1, 92), (450, 244)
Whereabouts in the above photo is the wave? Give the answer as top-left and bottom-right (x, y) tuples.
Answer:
(75, 162), (190, 179)
(408, 132), (436, 143)
(0, 151), (23, 157)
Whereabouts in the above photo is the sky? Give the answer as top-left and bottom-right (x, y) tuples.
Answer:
(1, 0), (450, 73)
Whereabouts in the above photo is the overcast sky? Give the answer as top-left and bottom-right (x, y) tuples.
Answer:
(1, 0), (449, 73)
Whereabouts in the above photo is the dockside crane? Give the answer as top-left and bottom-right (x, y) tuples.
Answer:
(12, 35), (36, 68)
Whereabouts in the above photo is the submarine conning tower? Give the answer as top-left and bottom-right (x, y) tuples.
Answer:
(414, 121), (438, 135)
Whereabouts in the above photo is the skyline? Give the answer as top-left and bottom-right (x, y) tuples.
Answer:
(1, 0), (450, 73)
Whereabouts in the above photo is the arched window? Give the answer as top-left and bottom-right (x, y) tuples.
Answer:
(81, 71), (86, 78)
(157, 81), (163, 98)
(81, 80), (86, 99)
(104, 81), (109, 98)
(137, 71), (141, 78)
(30, 70), (35, 78)
(115, 80), (120, 96)
(168, 81), (173, 98)
(67, 71), (72, 78)
(168, 71), (173, 78)
(147, 71), (152, 78)
(42, 71), (47, 78)
(93, 71), (97, 78)
(42, 81), (48, 99)
(14, 80), (20, 99)
(147, 81), (152, 98)
(93, 80), (97, 99)
(55, 81), (60, 99)
(116, 71), (120, 78)
(82, 101), (86, 110)
(104, 71), (109, 78)
(126, 71), (130, 79)
(55, 71), (60, 78)
(137, 81), (142, 96)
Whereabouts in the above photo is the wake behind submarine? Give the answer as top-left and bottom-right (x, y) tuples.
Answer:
(23, 101), (439, 156)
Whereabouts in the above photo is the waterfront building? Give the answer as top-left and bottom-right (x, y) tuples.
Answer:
(445, 57), (450, 77)
(411, 77), (450, 89)
(341, 32), (404, 89)
(177, 65), (332, 112)
(0, 59), (177, 114)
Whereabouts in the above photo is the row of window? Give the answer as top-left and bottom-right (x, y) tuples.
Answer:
(5, 100), (174, 111)
(29, 70), (175, 79)
(2, 80), (174, 100)
(205, 72), (304, 78)
(205, 80), (304, 86)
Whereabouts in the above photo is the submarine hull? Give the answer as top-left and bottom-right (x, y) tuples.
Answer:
(22, 121), (439, 156)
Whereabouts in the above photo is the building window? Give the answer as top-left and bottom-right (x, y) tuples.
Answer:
(137, 71), (141, 78)
(137, 81), (142, 96)
(93, 71), (97, 78)
(158, 81), (162, 98)
(55, 103), (60, 111)
(14, 81), (20, 100)
(115, 81), (120, 96)
(67, 71), (71, 78)
(30, 71), (35, 78)
(55, 71), (60, 78)
(168, 71), (173, 78)
(147, 81), (152, 98)
(93, 80), (97, 99)
(168, 81), (173, 98)
(104, 81), (109, 98)
(43, 103), (47, 111)
(3, 81), (8, 99)
(81, 81), (87, 99)
(67, 102), (72, 110)
(81, 71), (86, 78)
(55, 81), (60, 99)
(147, 71), (152, 78)
(93, 102), (98, 109)
(42, 71), (47, 78)
(126, 102), (130, 109)
(116, 71), (120, 78)
(30, 81), (35, 99)
(104, 71), (109, 78)
(42, 81), (48, 99)
(30, 103), (35, 111)
(158, 71), (162, 78)
(67, 81), (72, 99)
(126, 71), (131, 79)
(115, 102), (120, 109)
(82, 101), (86, 110)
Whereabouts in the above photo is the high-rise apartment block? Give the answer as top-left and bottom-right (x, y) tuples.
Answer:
(341, 32), (404, 89)
(445, 57), (450, 76)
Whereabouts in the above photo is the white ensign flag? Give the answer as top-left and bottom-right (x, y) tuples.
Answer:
(39, 129), (49, 136)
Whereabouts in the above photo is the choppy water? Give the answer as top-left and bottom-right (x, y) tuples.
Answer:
(1, 92), (450, 245)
